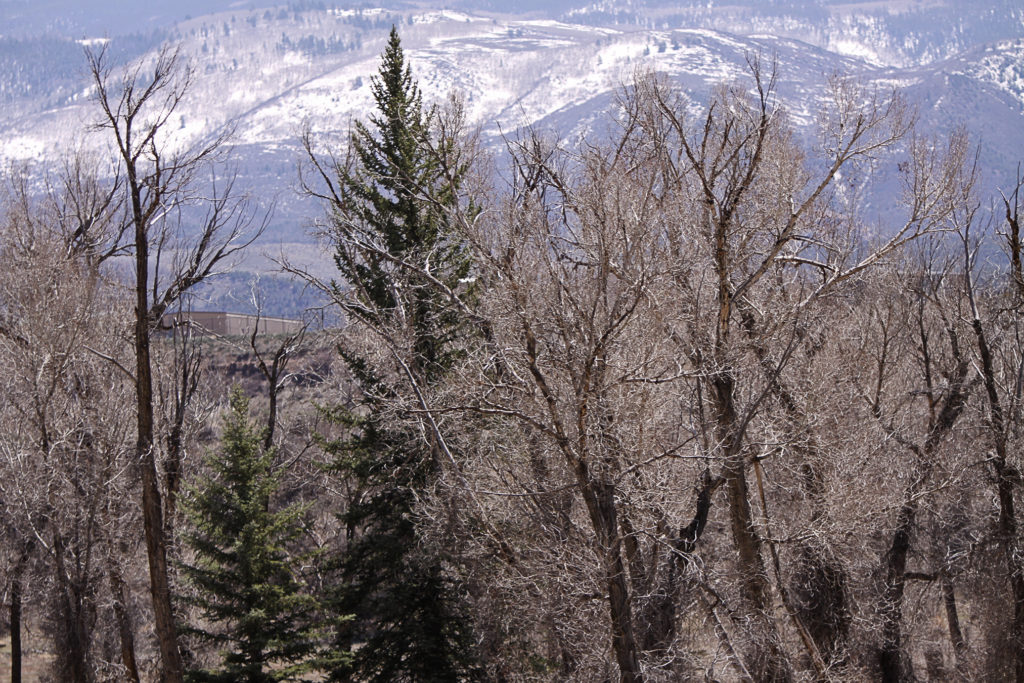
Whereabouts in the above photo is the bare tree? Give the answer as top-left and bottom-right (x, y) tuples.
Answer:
(412, 58), (976, 681)
(609, 61), (960, 680)
(86, 44), (262, 682)
(241, 284), (311, 452)
(463, 130), (678, 682)
(857, 258), (973, 681)
(956, 164), (1024, 681)
(0, 170), (140, 681)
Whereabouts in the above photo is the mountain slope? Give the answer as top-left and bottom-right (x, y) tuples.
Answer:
(0, 3), (1021, 313)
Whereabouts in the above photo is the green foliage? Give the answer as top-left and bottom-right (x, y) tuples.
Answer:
(321, 406), (479, 683)
(181, 387), (318, 683)
(320, 26), (481, 682)
(330, 24), (473, 383)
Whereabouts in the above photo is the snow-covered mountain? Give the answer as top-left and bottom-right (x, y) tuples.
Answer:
(0, 1), (1022, 313)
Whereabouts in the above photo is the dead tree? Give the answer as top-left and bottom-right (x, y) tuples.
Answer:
(959, 166), (1024, 681)
(86, 44), (261, 682)
(626, 61), (962, 680)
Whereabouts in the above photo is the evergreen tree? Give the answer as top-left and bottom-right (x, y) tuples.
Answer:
(331, 24), (472, 382)
(181, 388), (318, 683)
(319, 26), (480, 682)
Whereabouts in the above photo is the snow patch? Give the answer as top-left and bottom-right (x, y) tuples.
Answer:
(413, 11), (477, 25)
(829, 39), (884, 66)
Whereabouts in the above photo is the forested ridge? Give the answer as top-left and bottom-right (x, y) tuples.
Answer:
(2, 27), (1024, 682)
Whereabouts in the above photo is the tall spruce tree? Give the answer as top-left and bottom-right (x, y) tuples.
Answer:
(319, 26), (480, 682)
(181, 388), (317, 683)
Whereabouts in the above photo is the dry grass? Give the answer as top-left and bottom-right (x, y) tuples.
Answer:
(0, 632), (56, 682)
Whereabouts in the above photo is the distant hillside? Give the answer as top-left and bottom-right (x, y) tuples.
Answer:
(184, 271), (330, 321)
(0, 0), (1021, 315)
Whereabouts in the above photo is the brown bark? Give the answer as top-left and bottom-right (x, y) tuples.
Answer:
(711, 369), (792, 682)
(10, 564), (22, 683)
(878, 326), (970, 683)
(969, 318), (1024, 681)
(942, 576), (966, 672)
(108, 548), (141, 683)
(635, 470), (720, 653)
(580, 479), (643, 683)
(135, 235), (183, 681)
(995, 463), (1024, 683)
(878, 500), (916, 683)
(53, 532), (91, 683)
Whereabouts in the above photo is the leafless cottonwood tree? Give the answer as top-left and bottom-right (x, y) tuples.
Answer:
(0, 167), (140, 681)
(457, 127), (689, 682)
(841, 157), (1024, 681)
(994, 171), (1024, 680)
(784, 151), (1024, 681)
(846, 254), (974, 680)
(420, 59), (976, 681)
(629, 62), (969, 680)
(86, 44), (262, 682)
(949, 165), (1024, 680)
(153, 313), (205, 542)
(239, 285), (312, 451)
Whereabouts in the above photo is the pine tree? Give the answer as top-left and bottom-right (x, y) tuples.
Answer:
(181, 388), (318, 683)
(331, 24), (472, 381)
(319, 26), (480, 682)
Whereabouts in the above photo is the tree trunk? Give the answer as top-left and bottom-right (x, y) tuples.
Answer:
(878, 337), (968, 683)
(163, 423), (183, 540)
(135, 224), (183, 683)
(636, 471), (719, 652)
(10, 564), (22, 683)
(996, 463), (1024, 683)
(264, 369), (279, 452)
(581, 479), (644, 683)
(109, 560), (141, 683)
(878, 501), (916, 683)
(941, 576), (966, 674)
(970, 317), (1024, 681)
(738, 304), (851, 661)
(53, 533), (91, 683)
(166, 329), (202, 535)
(712, 372), (792, 682)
